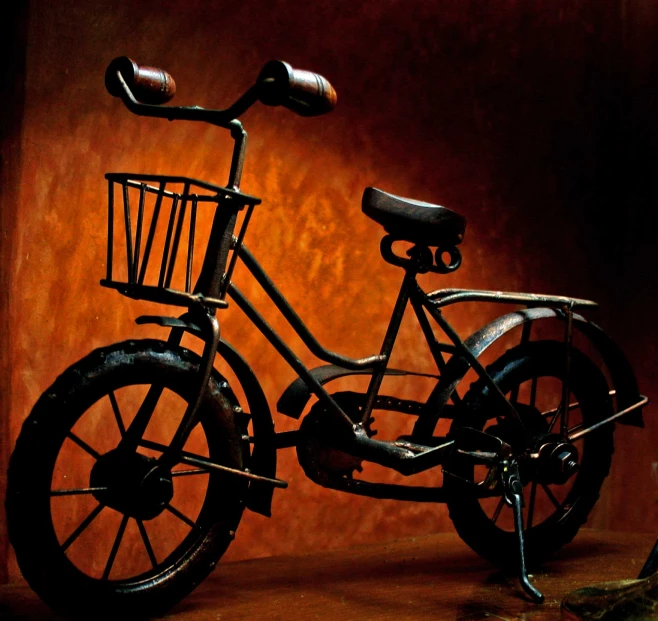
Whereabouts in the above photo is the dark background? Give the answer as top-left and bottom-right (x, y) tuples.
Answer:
(2, 0), (657, 583)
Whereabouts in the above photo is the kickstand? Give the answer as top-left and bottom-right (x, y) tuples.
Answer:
(501, 460), (545, 603)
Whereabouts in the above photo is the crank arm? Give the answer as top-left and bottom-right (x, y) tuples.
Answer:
(452, 427), (512, 457)
(441, 469), (502, 497)
(181, 454), (288, 488)
(455, 449), (499, 465)
(345, 428), (455, 476)
(139, 438), (288, 489)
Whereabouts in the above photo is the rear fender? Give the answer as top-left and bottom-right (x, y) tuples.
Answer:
(412, 307), (643, 438)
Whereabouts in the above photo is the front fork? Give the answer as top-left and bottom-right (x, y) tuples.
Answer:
(160, 311), (221, 468)
(118, 308), (221, 468)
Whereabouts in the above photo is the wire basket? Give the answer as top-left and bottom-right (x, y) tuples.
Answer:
(101, 173), (261, 308)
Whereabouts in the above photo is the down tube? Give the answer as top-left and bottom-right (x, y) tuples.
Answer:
(227, 283), (355, 431)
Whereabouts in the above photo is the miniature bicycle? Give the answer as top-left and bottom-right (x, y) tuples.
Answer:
(6, 57), (648, 619)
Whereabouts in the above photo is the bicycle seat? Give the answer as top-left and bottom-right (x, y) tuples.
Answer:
(362, 187), (466, 247)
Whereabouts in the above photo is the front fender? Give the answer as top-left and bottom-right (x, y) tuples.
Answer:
(412, 307), (643, 438)
(217, 340), (277, 517)
(136, 315), (278, 516)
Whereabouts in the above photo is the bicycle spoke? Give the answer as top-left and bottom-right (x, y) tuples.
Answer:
(67, 432), (100, 460)
(108, 391), (125, 437)
(547, 398), (561, 433)
(491, 497), (505, 525)
(529, 376), (537, 408)
(166, 504), (197, 529)
(527, 481), (537, 529)
(139, 438), (208, 463)
(541, 484), (561, 510)
(61, 503), (104, 552)
(136, 519), (157, 569)
(122, 384), (165, 450)
(171, 469), (210, 477)
(51, 487), (107, 497)
(102, 514), (129, 580)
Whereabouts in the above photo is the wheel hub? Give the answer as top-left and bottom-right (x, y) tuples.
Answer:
(531, 440), (579, 485)
(483, 403), (579, 486)
(90, 449), (174, 520)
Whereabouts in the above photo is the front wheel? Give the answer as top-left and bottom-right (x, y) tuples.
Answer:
(444, 340), (614, 568)
(7, 339), (249, 619)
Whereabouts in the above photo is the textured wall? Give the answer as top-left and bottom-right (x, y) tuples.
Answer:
(0, 2), (29, 587)
(2, 0), (657, 585)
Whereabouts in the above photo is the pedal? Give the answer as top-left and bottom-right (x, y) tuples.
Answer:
(451, 427), (511, 465)
(453, 427), (509, 453)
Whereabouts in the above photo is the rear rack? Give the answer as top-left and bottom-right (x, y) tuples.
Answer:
(426, 288), (598, 309)
(101, 173), (261, 308)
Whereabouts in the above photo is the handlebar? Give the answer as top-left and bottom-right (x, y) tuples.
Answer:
(258, 60), (337, 117)
(105, 57), (176, 105)
(105, 56), (337, 126)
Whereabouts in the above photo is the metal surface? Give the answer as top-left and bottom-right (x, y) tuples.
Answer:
(427, 287), (598, 309)
(412, 306), (645, 439)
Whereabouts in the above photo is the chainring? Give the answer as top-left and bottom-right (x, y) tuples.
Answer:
(296, 392), (372, 485)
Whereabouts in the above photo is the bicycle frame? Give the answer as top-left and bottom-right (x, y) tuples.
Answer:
(107, 65), (646, 487)
(132, 229), (647, 483)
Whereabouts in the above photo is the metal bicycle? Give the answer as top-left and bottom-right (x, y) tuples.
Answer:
(6, 56), (648, 618)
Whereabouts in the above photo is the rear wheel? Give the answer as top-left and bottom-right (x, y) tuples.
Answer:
(7, 339), (249, 619)
(443, 340), (614, 568)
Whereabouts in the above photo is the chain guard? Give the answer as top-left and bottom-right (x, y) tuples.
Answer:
(296, 392), (368, 485)
(296, 391), (428, 485)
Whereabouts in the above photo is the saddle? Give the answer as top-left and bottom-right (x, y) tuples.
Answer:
(362, 187), (466, 249)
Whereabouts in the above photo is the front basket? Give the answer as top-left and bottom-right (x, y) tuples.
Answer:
(101, 173), (260, 308)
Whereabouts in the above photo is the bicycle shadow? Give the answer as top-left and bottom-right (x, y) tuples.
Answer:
(170, 534), (622, 620)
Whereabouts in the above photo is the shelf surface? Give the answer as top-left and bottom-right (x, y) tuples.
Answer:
(0, 529), (653, 620)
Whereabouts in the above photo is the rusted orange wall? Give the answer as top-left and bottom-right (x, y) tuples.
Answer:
(0, 2), (28, 587)
(2, 0), (657, 584)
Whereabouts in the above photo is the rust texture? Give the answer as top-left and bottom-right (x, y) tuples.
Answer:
(1, 0), (656, 584)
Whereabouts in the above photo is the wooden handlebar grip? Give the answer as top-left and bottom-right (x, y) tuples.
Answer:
(258, 60), (337, 117)
(105, 56), (176, 105)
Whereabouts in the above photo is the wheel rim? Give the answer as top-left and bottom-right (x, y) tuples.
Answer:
(473, 373), (588, 534)
(47, 382), (219, 582)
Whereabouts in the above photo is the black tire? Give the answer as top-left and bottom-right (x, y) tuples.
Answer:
(443, 340), (614, 568)
(6, 339), (249, 619)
